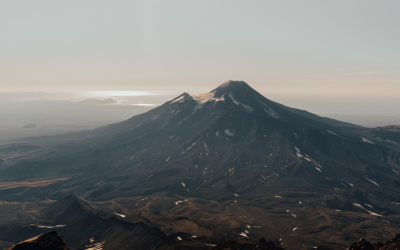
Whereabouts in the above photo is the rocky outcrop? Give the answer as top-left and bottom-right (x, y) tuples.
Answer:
(347, 234), (400, 250)
(212, 234), (400, 250)
(8, 231), (69, 250)
(6, 230), (400, 250)
(212, 237), (285, 250)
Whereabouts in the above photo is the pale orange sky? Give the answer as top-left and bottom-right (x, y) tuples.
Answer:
(1, 1), (399, 115)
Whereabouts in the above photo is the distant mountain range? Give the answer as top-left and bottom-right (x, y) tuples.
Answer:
(0, 98), (152, 141)
(320, 114), (400, 128)
(0, 81), (400, 249)
(79, 98), (117, 105)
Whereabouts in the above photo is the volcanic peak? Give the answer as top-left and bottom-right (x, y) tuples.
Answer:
(211, 80), (254, 98)
(170, 80), (253, 106)
(169, 80), (276, 117)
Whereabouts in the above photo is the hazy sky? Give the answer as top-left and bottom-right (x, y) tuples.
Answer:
(1, 1), (399, 115)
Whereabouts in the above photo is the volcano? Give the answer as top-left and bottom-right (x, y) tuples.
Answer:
(1, 81), (400, 249)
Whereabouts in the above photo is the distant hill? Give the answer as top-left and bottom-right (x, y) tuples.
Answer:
(22, 123), (37, 129)
(321, 114), (400, 128)
(79, 98), (117, 105)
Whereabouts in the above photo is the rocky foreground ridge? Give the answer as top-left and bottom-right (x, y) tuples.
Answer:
(211, 234), (400, 250)
(7, 231), (400, 250)
(345, 234), (400, 250)
(7, 231), (69, 250)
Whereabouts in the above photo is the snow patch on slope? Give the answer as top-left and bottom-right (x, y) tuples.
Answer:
(263, 108), (281, 118)
(362, 138), (374, 144)
(180, 142), (196, 155)
(85, 239), (105, 250)
(367, 210), (382, 216)
(189, 92), (225, 105)
(239, 232), (249, 238)
(225, 129), (234, 136)
(364, 177), (379, 187)
(175, 200), (184, 205)
(304, 154), (323, 168)
(295, 147), (323, 168)
(114, 212), (126, 218)
(353, 203), (366, 210)
(327, 130), (340, 137)
(178, 93), (223, 126)
(257, 100), (281, 118)
(228, 92), (254, 112)
(37, 224), (66, 229)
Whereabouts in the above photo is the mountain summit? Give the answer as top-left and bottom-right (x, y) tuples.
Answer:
(169, 80), (359, 128)
(211, 80), (254, 97)
(167, 80), (284, 120)
(209, 80), (275, 116)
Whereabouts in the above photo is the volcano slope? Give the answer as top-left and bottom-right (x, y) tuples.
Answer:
(0, 81), (400, 249)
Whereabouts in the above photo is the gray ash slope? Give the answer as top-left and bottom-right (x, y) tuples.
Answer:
(1, 80), (400, 206)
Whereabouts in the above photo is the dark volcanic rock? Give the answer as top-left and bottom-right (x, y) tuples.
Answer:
(348, 189), (371, 205)
(314, 247), (333, 250)
(380, 234), (400, 250)
(347, 234), (400, 250)
(212, 237), (285, 250)
(213, 234), (400, 250)
(8, 231), (69, 250)
(366, 125), (400, 144)
(347, 238), (375, 250)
